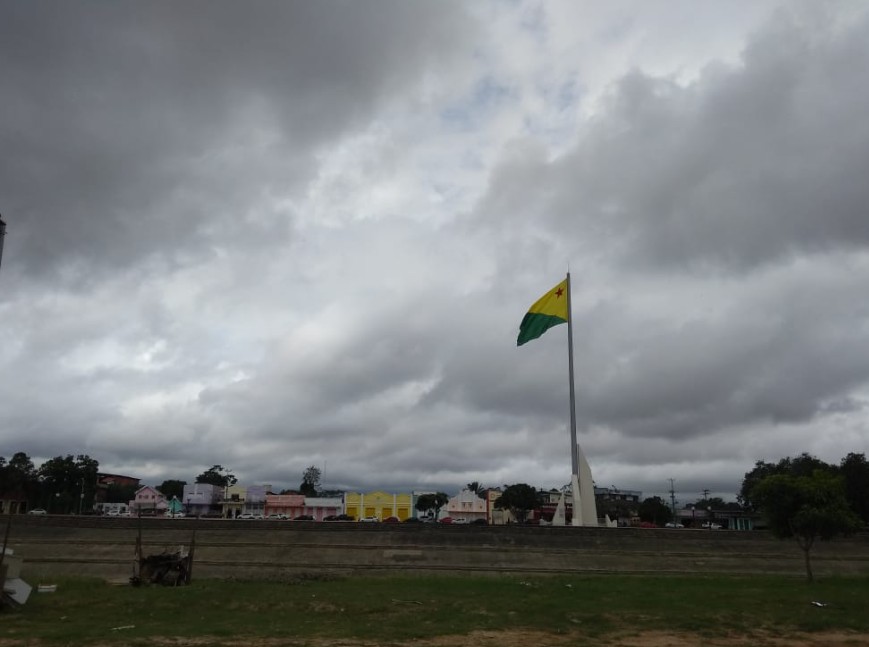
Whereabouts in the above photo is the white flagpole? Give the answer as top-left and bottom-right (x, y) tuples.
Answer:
(566, 272), (583, 526)
(566, 272), (579, 477)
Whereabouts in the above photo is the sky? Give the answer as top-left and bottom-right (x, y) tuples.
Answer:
(2, 1), (869, 505)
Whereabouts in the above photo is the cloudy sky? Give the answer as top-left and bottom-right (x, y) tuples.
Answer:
(2, 1), (868, 504)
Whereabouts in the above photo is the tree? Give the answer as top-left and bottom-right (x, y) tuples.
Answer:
(466, 481), (484, 496)
(751, 470), (862, 581)
(415, 492), (449, 520)
(738, 460), (777, 510)
(739, 453), (834, 511)
(839, 453), (869, 525)
(494, 484), (540, 523)
(596, 496), (636, 523)
(104, 482), (138, 504)
(37, 454), (99, 514)
(195, 465), (237, 488)
(0, 452), (39, 505)
(638, 496), (672, 526)
(159, 479), (187, 501)
(299, 466), (321, 497)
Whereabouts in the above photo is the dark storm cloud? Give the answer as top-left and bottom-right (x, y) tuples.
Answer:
(480, 7), (869, 272)
(0, 1), (473, 277)
(3, 2), (867, 498)
(467, 7), (869, 455)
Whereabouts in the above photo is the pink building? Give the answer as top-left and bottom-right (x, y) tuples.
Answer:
(129, 485), (168, 516)
(264, 493), (304, 518)
(301, 497), (342, 521)
(264, 494), (343, 520)
(442, 489), (487, 523)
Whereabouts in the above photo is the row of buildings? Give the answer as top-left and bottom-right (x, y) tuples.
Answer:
(111, 483), (494, 523)
(115, 481), (754, 529)
(103, 479), (653, 525)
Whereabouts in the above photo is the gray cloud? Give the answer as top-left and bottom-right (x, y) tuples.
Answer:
(2, 2), (868, 502)
(1, 1), (474, 278)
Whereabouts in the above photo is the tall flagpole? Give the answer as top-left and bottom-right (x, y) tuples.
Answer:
(566, 272), (579, 477)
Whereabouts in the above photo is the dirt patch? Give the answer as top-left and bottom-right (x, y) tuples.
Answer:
(2, 630), (869, 647)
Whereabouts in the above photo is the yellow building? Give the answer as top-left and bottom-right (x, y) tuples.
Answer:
(344, 491), (412, 521)
(221, 484), (246, 519)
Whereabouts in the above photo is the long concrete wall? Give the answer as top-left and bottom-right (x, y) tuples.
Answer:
(7, 516), (869, 581)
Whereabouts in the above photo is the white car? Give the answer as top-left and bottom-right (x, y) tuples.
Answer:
(701, 522), (723, 530)
(28, 508), (47, 515)
(360, 516), (379, 523)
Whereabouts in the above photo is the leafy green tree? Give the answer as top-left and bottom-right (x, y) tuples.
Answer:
(466, 481), (484, 496)
(415, 492), (449, 520)
(839, 453), (869, 525)
(195, 465), (237, 488)
(752, 470), (862, 581)
(104, 482), (138, 504)
(739, 453), (833, 510)
(738, 460), (777, 510)
(494, 484), (540, 523)
(299, 466), (321, 497)
(38, 454), (99, 514)
(638, 496), (673, 526)
(0, 452), (39, 505)
(159, 479), (187, 501)
(595, 496), (637, 523)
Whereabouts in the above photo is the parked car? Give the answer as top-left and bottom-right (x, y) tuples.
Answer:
(27, 508), (47, 515)
(664, 522), (683, 529)
(471, 518), (488, 525)
(451, 518), (469, 524)
(701, 522), (723, 530)
(237, 513), (255, 520)
(438, 517), (453, 524)
(106, 509), (120, 517)
(293, 515), (314, 521)
(360, 516), (379, 523)
(382, 516), (400, 523)
(403, 517), (421, 523)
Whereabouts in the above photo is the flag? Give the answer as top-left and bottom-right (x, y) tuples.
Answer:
(517, 279), (568, 346)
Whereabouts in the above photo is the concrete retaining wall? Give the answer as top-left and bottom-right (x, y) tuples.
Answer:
(7, 516), (869, 581)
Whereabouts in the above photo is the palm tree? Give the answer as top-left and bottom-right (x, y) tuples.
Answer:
(466, 481), (484, 496)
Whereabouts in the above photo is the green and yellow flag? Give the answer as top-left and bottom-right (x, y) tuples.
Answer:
(517, 279), (569, 346)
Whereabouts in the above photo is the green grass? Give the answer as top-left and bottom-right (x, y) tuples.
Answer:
(3, 574), (868, 645)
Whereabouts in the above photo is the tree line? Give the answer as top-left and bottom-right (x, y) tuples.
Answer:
(0, 455), (337, 513)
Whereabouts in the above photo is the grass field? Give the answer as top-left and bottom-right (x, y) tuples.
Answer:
(3, 574), (869, 646)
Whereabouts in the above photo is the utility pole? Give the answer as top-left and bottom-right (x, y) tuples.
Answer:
(0, 213), (6, 272)
(668, 479), (677, 520)
(702, 489), (711, 529)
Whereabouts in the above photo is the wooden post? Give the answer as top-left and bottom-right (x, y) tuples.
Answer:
(185, 530), (196, 584)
